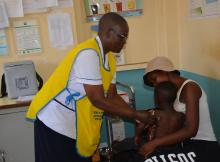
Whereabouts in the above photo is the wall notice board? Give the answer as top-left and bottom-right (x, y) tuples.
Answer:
(0, 5), (78, 83)
(84, 0), (143, 22)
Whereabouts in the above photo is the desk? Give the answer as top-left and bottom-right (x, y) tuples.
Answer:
(0, 97), (31, 110)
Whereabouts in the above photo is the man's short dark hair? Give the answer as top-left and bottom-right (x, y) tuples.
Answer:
(98, 12), (127, 34)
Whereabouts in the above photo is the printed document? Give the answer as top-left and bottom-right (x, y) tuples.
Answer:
(48, 12), (74, 49)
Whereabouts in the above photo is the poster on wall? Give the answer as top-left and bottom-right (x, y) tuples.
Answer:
(48, 12), (74, 49)
(190, 0), (220, 19)
(84, 0), (143, 22)
(13, 20), (42, 55)
(0, 29), (8, 56)
(3, 0), (24, 17)
(22, 0), (48, 14)
(57, 0), (73, 8)
(23, 0), (72, 14)
(0, 1), (9, 29)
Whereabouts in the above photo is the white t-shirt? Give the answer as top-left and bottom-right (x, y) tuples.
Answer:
(173, 79), (216, 141)
(38, 36), (116, 139)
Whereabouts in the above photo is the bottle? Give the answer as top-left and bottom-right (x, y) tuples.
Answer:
(127, 0), (136, 10)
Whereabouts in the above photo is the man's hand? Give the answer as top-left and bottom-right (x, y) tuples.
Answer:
(135, 110), (157, 124)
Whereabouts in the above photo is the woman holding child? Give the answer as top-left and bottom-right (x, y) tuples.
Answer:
(141, 56), (220, 162)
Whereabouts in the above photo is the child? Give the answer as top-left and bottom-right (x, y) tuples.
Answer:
(112, 81), (185, 162)
(135, 81), (185, 147)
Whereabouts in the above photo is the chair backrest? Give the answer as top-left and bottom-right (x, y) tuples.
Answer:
(0, 74), (7, 98)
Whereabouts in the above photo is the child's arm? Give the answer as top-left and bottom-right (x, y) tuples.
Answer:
(134, 109), (157, 145)
(134, 121), (146, 145)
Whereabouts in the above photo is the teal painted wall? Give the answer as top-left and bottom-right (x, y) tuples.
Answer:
(100, 69), (220, 143)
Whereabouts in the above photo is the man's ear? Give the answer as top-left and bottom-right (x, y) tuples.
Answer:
(105, 28), (113, 40)
(101, 32), (110, 47)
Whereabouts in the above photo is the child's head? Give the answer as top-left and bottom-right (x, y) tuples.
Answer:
(154, 81), (177, 108)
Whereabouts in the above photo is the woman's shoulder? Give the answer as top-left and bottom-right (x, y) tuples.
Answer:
(181, 79), (202, 100)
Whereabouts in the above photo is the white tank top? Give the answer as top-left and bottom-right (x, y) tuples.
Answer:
(173, 79), (216, 141)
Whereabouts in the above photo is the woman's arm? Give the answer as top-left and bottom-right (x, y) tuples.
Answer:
(139, 82), (202, 157)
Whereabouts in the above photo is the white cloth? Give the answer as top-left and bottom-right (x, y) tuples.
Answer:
(38, 36), (116, 139)
(173, 79), (216, 141)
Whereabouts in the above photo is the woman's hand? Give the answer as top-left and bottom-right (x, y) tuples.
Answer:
(138, 141), (157, 159)
(134, 136), (142, 145)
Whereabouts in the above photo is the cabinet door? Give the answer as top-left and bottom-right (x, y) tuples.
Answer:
(0, 107), (34, 162)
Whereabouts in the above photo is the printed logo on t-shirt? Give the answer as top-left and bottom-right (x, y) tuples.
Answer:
(93, 111), (103, 120)
(145, 151), (197, 162)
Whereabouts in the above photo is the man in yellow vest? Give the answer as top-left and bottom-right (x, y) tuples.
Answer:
(27, 12), (152, 162)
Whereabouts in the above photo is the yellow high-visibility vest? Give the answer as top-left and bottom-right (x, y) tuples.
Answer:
(26, 38), (116, 157)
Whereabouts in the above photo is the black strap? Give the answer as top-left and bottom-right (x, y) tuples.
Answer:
(0, 74), (7, 98)
(36, 72), (43, 90)
(53, 98), (74, 112)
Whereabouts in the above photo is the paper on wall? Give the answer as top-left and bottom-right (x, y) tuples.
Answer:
(190, 0), (220, 19)
(3, 0), (24, 17)
(0, 1), (9, 29)
(33, 0), (58, 9)
(13, 20), (42, 55)
(23, 0), (48, 14)
(0, 29), (8, 56)
(57, 0), (73, 8)
(48, 12), (74, 49)
(203, 0), (220, 17)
